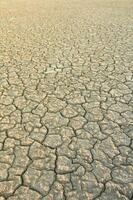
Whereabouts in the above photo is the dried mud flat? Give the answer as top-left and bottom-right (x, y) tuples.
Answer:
(0, 0), (133, 199)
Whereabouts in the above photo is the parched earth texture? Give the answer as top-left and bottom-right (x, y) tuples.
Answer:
(0, 0), (133, 199)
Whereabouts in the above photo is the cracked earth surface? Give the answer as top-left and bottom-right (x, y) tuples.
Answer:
(0, 0), (133, 199)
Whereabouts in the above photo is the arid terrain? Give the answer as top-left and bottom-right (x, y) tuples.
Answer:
(0, 0), (133, 199)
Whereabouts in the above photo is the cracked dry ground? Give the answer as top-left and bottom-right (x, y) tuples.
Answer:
(0, 0), (133, 199)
